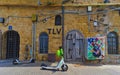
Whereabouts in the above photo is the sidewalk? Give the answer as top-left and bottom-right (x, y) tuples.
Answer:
(0, 60), (120, 75)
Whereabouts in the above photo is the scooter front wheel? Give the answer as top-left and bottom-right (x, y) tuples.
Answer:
(13, 60), (18, 65)
(61, 64), (68, 71)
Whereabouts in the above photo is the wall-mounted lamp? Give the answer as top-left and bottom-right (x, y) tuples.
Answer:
(93, 20), (99, 27)
(41, 16), (52, 23)
(0, 18), (5, 23)
(42, 18), (48, 23)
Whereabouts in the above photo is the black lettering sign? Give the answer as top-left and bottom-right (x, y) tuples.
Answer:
(56, 28), (61, 34)
(47, 28), (52, 34)
(47, 28), (62, 35)
(53, 29), (56, 34)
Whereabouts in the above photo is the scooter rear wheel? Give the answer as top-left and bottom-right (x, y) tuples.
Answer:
(41, 63), (47, 67)
(61, 64), (68, 71)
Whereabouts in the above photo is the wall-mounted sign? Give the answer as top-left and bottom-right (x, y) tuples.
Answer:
(32, 14), (38, 22)
(47, 28), (62, 35)
(8, 26), (12, 30)
(87, 6), (92, 12)
(0, 18), (4, 23)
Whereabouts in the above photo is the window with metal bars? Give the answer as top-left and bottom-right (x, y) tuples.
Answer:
(6, 30), (20, 59)
(107, 32), (118, 54)
(39, 32), (48, 54)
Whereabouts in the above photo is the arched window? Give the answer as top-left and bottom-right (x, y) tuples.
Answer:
(55, 15), (61, 25)
(107, 32), (118, 54)
(39, 32), (48, 54)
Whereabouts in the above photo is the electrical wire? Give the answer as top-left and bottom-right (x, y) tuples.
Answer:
(37, 6), (120, 23)
(38, 6), (120, 16)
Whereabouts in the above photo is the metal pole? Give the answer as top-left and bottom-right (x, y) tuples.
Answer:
(0, 31), (2, 59)
(34, 22), (36, 59)
(88, 11), (91, 32)
(32, 22), (36, 59)
(62, 6), (64, 49)
(32, 23), (34, 59)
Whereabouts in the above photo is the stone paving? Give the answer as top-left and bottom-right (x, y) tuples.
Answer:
(0, 60), (120, 75)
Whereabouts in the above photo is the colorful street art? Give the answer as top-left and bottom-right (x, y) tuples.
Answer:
(86, 36), (106, 60)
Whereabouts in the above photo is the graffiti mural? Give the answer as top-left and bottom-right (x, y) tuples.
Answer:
(86, 36), (106, 60)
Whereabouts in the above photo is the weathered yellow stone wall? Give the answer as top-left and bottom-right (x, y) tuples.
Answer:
(35, 6), (102, 61)
(0, 0), (62, 6)
(64, 7), (97, 37)
(0, 0), (120, 62)
(0, 6), (63, 61)
(0, 6), (36, 60)
(72, 0), (103, 3)
(0, 0), (120, 6)
(108, 11), (120, 54)
(36, 7), (62, 61)
(72, 0), (120, 3)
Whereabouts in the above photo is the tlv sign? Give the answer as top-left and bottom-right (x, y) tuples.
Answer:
(47, 28), (62, 35)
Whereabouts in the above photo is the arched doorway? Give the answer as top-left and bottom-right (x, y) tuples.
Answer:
(5, 30), (20, 59)
(65, 30), (84, 61)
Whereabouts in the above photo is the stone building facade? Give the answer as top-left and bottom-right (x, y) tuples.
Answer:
(0, 0), (120, 64)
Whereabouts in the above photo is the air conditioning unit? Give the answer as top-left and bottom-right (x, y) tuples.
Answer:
(99, 14), (109, 26)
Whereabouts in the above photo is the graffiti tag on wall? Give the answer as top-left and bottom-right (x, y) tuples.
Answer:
(87, 36), (106, 60)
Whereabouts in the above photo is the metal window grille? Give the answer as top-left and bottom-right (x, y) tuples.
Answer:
(6, 30), (20, 59)
(39, 32), (48, 54)
(107, 32), (118, 54)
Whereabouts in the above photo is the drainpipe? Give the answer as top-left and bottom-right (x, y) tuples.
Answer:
(0, 31), (1, 59)
(87, 12), (91, 32)
(61, 6), (64, 53)
(32, 22), (36, 60)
